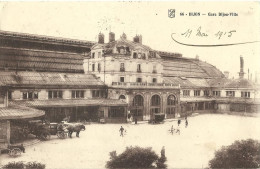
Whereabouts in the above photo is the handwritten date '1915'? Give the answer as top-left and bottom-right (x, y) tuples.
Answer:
(181, 26), (236, 40)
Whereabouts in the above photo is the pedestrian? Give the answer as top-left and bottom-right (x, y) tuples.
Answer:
(185, 119), (188, 128)
(135, 118), (137, 124)
(170, 125), (174, 135)
(178, 119), (181, 126)
(176, 125), (180, 135)
(119, 126), (124, 137)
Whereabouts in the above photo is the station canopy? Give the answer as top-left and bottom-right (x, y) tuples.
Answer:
(0, 105), (45, 120)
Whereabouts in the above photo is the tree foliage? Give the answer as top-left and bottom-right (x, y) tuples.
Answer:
(3, 161), (45, 169)
(209, 139), (260, 168)
(106, 146), (167, 169)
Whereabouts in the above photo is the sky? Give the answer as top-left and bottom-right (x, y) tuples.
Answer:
(0, 1), (259, 79)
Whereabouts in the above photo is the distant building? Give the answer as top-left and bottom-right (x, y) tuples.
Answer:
(0, 30), (259, 145)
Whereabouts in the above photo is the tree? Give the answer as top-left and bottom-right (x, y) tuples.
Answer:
(209, 139), (260, 168)
(106, 146), (167, 169)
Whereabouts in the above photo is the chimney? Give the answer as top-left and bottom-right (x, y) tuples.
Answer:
(239, 56), (245, 79)
(133, 35), (142, 44)
(120, 33), (127, 40)
(98, 33), (104, 44)
(248, 69), (249, 80)
(109, 32), (115, 42)
(224, 71), (229, 78)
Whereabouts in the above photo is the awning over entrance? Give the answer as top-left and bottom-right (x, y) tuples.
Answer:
(10, 99), (128, 108)
(180, 97), (215, 103)
(0, 105), (45, 120)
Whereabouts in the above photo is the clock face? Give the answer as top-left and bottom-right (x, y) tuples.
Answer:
(138, 53), (141, 58)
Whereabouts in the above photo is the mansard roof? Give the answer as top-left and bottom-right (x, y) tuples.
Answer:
(208, 78), (256, 89)
(164, 76), (256, 89)
(164, 77), (210, 88)
(91, 37), (160, 58)
(0, 30), (95, 47)
(0, 47), (85, 73)
(163, 57), (224, 78)
(0, 71), (105, 88)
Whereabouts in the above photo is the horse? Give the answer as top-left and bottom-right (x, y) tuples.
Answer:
(66, 123), (85, 138)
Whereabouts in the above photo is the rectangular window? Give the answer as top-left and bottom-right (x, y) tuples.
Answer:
(120, 63), (125, 72)
(92, 90), (104, 98)
(137, 78), (142, 83)
(72, 91), (76, 98)
(8, 91), (12, 100)
(204, 90), (209, 96)
(153, 65), (157, 73)
(23, 92), (27, 99)
(133, 52), (137, 59)
(137, 64), (141, 72)
(34, 92), (38, 99)
(120, 77), (125, 82)
(92, 64), (95, 72)
(152, 78), (157, 83)
(98, 63), (101, 72)
(194, 90), (201, 96)
(92, 53), (95, 58)
(241, 91), (250, 98)
(72, 90), (84, 98)
(28, 91), (33, 99)
(100, 90), (105, 98)
(22, 91), (39, 100)
(98, 52), (101, 58)
(48, 91), (52, 99)
(213, 91), (221, 97)
(48, 90), (63, 99)
(226, 91), (235, 97)
(183, 90), (190, 96)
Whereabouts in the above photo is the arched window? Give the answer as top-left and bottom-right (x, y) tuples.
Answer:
(151, 95), (160, 106)
(132, 95), (144, 119)
(167, 95), (176, 105)
(132, 95), (144, 106)
(166, 95), (176, 116)
(119, 95), (126, 100)
(120, 48), (125, 54)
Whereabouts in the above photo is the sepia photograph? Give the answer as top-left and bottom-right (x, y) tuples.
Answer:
(0, 1), (260, 168)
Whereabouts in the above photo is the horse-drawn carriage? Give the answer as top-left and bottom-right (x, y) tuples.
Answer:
(27, 120), (51, 141)
(149, 113), (165, 124)
(27, 120), (85, 139)
(49, 123), (68, 139)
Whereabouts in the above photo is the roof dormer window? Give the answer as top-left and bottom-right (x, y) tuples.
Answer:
(133, 52), (137, 59)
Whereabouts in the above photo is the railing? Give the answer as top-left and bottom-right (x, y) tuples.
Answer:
(120, 68), (125, 72)
(111, 82), (179, 89)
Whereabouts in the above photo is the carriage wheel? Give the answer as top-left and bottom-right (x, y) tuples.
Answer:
(10, 148), (21, 157)
(7, 149), (12, 156)
(57, 132), (66, 139)
(40, 132), (51, 141)
(61, 132), (67, 139)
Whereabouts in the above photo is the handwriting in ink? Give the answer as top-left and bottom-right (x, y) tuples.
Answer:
(180, 26), (235, 40)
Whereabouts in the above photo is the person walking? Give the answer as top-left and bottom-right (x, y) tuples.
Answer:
(185, 119), (188, 128)
(119, 126), (124, 137)
(176, 125), (180, 135)
(170, 125), (174, 135)
(178, 119), (181, 126)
